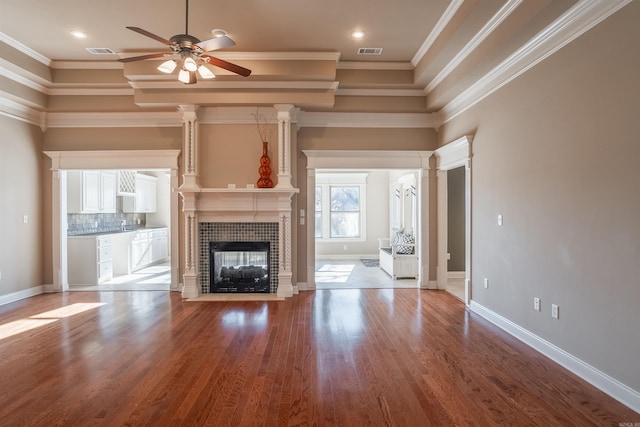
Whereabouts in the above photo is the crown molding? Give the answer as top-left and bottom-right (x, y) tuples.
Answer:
(426, 0), (523, 94)
(0, 58), (49, 93)
(0, 32), (51, 66)
(41, 107), (439, 130)
(0, 95), (46, 129)
(412, 0), (464, 67)
(440, 0), (633, 123)
(298, 111), (438, 128)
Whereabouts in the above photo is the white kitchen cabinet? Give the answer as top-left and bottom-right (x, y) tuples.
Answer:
(68, 235), (113, 284)
(68, 170), (117, 213)
(111, 228), (168, 274)
(123, 173), (157, 213)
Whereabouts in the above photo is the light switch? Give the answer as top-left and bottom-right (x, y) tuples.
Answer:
(300, 217), (305, 225)
(23, 215), (28, 224)
(300, 209), (305, 217)
(497, 214), (503, 226)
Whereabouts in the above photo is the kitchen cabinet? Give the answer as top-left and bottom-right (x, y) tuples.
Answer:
(68, 170), (117, 213)
(123, 173), (157, 213)
(111, 228), (169, 275)
(68, 235), (113, 284)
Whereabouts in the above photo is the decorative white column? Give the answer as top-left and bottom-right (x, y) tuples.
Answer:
(179, 105), (200, 190)
(274, 104), (295, 189)
(181, 192), (200, 299)
(277, 210), (294, 297)
(418, 161), (431, 289)
(179, 104), (201, 298)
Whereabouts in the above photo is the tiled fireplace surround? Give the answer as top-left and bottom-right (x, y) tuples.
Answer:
(178, 104), (299, 299)
(199, 222), (279, 294)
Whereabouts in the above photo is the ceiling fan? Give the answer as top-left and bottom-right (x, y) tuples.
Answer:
(118, 0), (251, 84)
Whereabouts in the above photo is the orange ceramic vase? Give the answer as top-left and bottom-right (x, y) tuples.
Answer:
(257, 141), (274, 188)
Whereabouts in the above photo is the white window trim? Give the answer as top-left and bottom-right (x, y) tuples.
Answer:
(315, 173), (368, 242)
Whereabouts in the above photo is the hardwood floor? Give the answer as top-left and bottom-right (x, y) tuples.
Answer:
(0, 290), (636, 426)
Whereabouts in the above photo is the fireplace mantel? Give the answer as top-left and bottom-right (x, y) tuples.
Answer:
(180, 187), (299, 222)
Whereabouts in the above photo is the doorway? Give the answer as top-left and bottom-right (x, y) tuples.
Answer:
(303, 150), (433, 291)
(435, 136), (472, 305)
(44, 150), (181, 293)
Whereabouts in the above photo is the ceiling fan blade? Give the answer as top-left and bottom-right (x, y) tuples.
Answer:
(196, 35), (236, 52)
(126, 26), (172, 45)
(203, 55), (252, 77)
(118, 52), (168, 63)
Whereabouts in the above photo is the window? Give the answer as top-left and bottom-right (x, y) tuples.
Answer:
(315, 173), (367, 241)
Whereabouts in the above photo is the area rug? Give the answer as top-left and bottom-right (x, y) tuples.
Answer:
(360, 259), (380, 267)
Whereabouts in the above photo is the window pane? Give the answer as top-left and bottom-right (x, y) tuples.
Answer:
(315, 186), (322, 212)
(315, 212), (322, 238)
(331, 212), (360, 238)
(330, 187), (359, 212)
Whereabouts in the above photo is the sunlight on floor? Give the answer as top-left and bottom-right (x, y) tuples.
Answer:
(315, 264), (355, 283)
(0, 303), (106, 340)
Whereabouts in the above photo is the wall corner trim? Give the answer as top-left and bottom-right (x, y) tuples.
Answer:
(469, 301), (640, 413)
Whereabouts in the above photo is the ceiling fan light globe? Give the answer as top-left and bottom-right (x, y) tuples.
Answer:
(178, 69), (191, 84)
(197, 65), (216, 79)
(183, 57), (198, 71)
(157, 60), (177, 73)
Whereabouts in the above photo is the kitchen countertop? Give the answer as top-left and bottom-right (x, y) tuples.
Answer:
(68, 226), (167, 237)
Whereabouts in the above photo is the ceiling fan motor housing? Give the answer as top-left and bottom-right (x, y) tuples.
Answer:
(169, 34), (204, 55)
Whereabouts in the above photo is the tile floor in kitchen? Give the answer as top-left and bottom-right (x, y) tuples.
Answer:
(70, 262), (171, 291)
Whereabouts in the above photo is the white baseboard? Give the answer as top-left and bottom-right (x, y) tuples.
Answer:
(297, 282), (313, 291)
(0, 286), (44, 307)
(469, 301), (640, 413)
(447, 271), (465, 279)
(421, 280), (438, 289)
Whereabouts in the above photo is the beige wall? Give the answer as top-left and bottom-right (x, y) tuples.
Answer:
(0, 115), (44, 296)
(439, 3), (640, 391)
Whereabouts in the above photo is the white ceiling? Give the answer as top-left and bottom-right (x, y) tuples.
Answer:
(0, 0), (631, 112)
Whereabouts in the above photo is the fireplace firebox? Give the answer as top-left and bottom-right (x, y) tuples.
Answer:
(209, 241), (270, 293)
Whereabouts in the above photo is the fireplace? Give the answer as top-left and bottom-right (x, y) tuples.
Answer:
(209, 241), (270, 293)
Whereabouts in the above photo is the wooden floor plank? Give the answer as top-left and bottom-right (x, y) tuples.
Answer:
(0, 289), (637, 426)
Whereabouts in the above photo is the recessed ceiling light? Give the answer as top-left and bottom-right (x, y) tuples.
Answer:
(351, 30), (365, 39)
(210, 29), (227, 38)
(70, 30), (87, 39)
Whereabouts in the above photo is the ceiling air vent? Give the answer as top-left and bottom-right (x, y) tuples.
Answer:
(86, 48), (116, 55)
(357, 47), (383, 55)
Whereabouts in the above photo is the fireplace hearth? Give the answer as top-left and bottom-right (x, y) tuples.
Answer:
(209, 241), (270, 293)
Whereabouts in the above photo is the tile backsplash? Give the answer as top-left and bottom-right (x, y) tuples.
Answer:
(67, 198), (146, 235)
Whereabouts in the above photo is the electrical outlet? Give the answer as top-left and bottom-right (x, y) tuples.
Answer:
(534, 297), (540, 311)
(483, 278), (489, 289)
(551, 304), (559, 319)
(497, 214), (503, 226)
